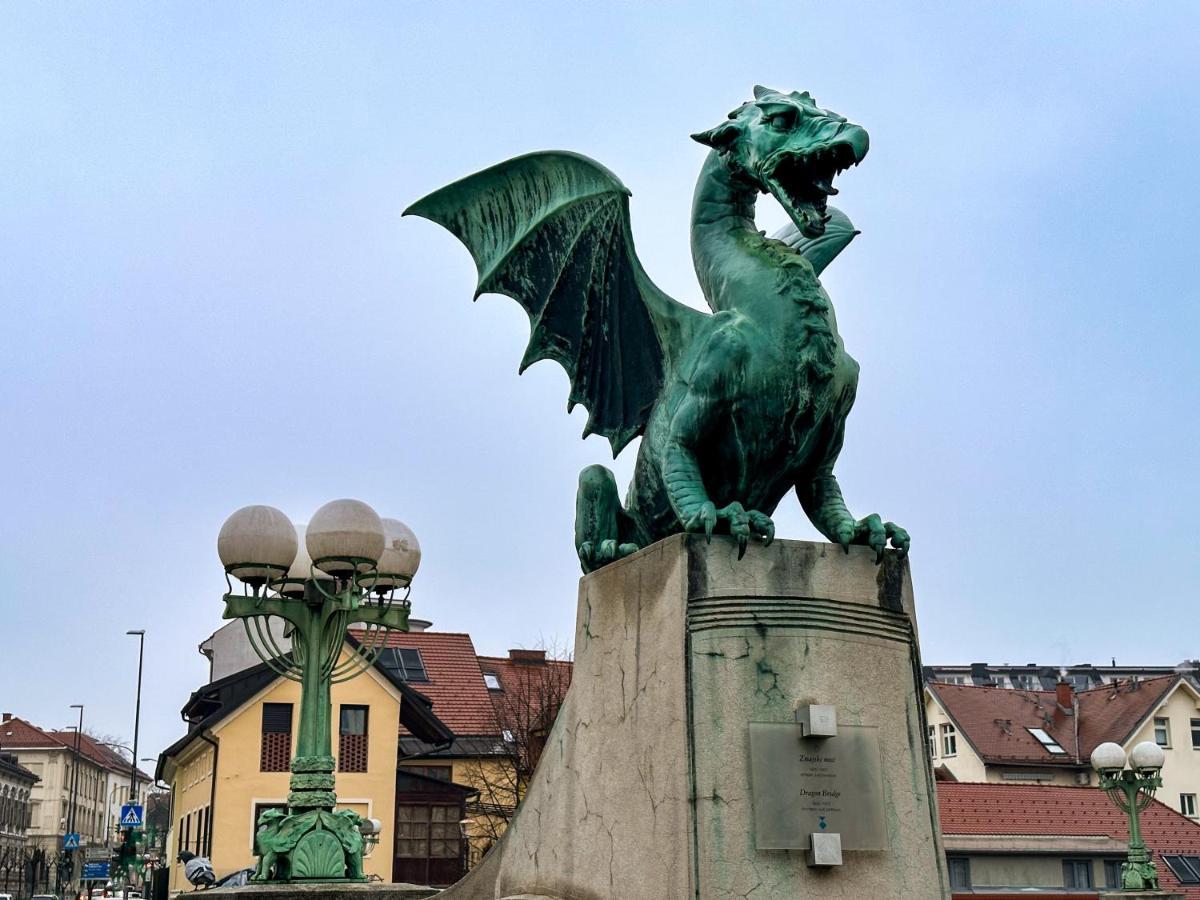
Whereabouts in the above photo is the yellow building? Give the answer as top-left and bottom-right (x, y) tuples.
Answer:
(925, 674), (1200, 816)
(156, 639), (453, 891)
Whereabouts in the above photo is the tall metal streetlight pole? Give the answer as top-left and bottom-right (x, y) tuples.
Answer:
(126, 630), (145, 802)
(66, 703), (84, 898)
(67, 705), (83, 835)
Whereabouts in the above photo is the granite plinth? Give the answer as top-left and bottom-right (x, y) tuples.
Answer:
(203, 883), (438, 900)
(1099, 892), (1185, 899)
(440, 534), (949, 900)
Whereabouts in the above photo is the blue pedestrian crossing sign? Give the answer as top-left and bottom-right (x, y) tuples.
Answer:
(119, 804), (143, 828)
(63, 832), (80, 850)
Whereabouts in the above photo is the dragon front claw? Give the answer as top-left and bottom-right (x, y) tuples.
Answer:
(839, 513), (910, 563)
(685, 501), (775, 558)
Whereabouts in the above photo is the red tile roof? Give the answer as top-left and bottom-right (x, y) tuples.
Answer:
(938, 782), (1200, 897)
(0, 717), (150, 780)
(49, 730), (152, 782)
(1, 716), (63, 749)
(477, 652), (573, 736)
(358, 630), (500, 736)
(929, 675), (1181, 765)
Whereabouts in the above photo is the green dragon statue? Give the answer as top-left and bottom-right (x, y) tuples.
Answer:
(407, 86), (909, 573)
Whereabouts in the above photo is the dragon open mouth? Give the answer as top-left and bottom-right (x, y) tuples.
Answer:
(765, 139), (863, 239)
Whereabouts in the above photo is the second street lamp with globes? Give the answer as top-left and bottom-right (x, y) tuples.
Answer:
(1091, 739), (1166, 891)
(217, 498), (420, 884)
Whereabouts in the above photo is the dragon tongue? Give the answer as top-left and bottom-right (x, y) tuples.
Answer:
(813, 176), (838, 196)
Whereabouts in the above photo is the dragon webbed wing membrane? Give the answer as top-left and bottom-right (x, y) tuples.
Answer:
(405, 151), (704, 455)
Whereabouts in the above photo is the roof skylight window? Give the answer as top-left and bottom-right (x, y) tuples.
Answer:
(1027, 727), (1067, 754)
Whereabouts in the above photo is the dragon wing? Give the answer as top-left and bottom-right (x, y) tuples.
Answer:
(405, 151), (705, 456)
(771, 206), (860, 276)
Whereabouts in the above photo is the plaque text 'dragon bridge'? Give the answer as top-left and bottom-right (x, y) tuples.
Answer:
(748, 723), (886, 851)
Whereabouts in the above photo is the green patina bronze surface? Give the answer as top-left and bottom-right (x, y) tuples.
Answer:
(223, 576), (407, 883)
(1099, 768), (1164, 891)
(407, 86), (908, 573)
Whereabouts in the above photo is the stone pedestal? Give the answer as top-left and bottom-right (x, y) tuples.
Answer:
(1099, 893), (1185, 899)
(442, 535), (949, 900)
(204, 884), (438, 899)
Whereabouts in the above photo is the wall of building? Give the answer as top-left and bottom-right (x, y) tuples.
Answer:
(925, 695), (989, 782)
(12, 746), (110, 850)
(1127, 684), (1200, 818)
(959, 853), (1107, 890)
(202, 619), (292, 683)
(168, 649), (402, 891)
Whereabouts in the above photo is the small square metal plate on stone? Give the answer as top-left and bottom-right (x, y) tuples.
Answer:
(748, 722), (886, 851)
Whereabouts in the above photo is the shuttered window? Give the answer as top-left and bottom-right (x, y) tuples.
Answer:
(260, 703), (293, 772)
(339, 705), (369, 773)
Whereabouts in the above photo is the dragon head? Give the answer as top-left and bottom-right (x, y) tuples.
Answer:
(693, 85), (869, 238)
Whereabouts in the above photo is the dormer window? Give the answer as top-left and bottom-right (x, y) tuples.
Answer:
(1028, 727), (1066, 755)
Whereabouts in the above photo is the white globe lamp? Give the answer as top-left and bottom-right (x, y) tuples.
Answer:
(306, 499), (386, 576)
(1130, 740), (1165, 773)
(271, 523), (334, 598)
(218, 505), (298, 585)
(375, 518), (422, 590)
(1090, 741), (1127, 774)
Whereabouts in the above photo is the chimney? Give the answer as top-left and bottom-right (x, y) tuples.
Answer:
(407, 619), (432, 633)
(509, 649), (547, 665)
(1056, 679), (1074, 711)
(1, 713), (10, 723)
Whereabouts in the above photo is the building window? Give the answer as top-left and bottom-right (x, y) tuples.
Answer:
(947, 857), (971, 889)
(1163, 855), (1200, 885)
(1182, 794), (1198, 817)
(339, 705), (369, 773)
(261, 702), (294, 772)
(404, 765), (453, 781)
(1155, 717), (1171, 748)
(1191, 718), (1200, 749)
(381, 647), (429, 682)
(940, 723), (957, 757)
(1063, 858), (1094, 888)
(1027, 727), (1067, 755)
(1104, 859), (1123, 888)
(1010, 674), (1036, 690)
(927, 725), (937, 759)
(483, 672), (502, 691)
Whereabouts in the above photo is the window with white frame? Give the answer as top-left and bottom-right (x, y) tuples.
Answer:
(928, 725), (937, 759)
(1155, 717), (1172, 747)
(1182, 794), (1197, 818)
(1028, 727), (1067, 755)
(1191, 718), (1200, 749)
(941, 723), (957, 757)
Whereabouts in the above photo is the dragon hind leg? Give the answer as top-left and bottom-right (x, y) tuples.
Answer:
(575, 464), (639, 573)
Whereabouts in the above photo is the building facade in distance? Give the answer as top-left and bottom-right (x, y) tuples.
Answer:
(926, 674), (1200, 817)
(0, 752), (37, 851)
(938, 781), (1200, 897)
(0, 714), (149, 853)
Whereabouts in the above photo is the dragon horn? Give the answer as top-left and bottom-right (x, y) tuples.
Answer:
(752, 85), (775, 100)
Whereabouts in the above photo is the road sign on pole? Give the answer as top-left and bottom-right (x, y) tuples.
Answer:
(63, 832), (80, 850)
(120, 804), (143, 828)
(82, 861), (110, 881)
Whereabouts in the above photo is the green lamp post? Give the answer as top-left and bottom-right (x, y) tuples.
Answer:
(217, 499), (420, 883)
(1091, 740), (1166, 891)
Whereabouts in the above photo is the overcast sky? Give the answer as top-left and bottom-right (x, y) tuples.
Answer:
(2, 2), (1198, 764)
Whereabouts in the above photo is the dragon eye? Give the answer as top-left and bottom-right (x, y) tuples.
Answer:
(766, 109), (797, 130)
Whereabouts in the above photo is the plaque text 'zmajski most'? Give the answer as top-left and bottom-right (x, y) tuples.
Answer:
(749, 723), (886, 851)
